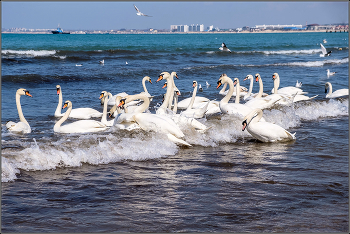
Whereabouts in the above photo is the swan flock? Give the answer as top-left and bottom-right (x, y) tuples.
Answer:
(6, 72), (348, 144)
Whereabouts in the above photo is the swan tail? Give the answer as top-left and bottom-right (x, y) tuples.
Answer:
(166, 134), (192, 147)
(309, 94), (319, 100)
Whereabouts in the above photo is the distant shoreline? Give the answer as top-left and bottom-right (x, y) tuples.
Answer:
(2, 29), (349, 35)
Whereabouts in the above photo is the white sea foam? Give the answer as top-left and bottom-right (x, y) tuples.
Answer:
(277, 58), (349, 67)
(263, 49), (321, 55)
(2, 49), (57, 57)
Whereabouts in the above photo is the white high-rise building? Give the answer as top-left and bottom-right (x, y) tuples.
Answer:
(170, 24), (204, 32)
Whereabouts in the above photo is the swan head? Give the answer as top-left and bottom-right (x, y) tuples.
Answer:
(17, 88), (32, 97)
(255, 74), (261, 82)
(56, 85), (61, 95)
(193, 81), (198, 88)
(62, 100), (72, 109)
(217, 73), (228, 89)
(144, 76), (152, 84)
(175, 90), (181, 96)
(272, 73), (279, 81)
(233, 78), (239, 86)
(117, 98), (126, 108)
(157, 72), (170, 82)
(100, 91), (107, 99)
(171, 72), (179, 79)
(244, 74), (253, 81)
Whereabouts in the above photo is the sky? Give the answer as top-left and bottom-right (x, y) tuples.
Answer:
(2, 1), (349, 30)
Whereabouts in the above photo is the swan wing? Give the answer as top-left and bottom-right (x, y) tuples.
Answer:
(69, 108), (102, 119)
(7, 121), (31, 133)
(248, 122), (295, 142)
(58, 120), (107, 133)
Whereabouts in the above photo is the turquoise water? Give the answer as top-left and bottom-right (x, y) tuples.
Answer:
(1, 32), (349, 232)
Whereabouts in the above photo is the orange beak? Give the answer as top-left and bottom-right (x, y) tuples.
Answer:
(62, 103), (68, 109)
(162, 83), (167, 89)
(25, 91), (32, 97)
(117, 100), (125, 107)
(157, 75), (163, 82)
(255, 77), (259, 82)
(149, 79), (152, 84)
(272, 75), (275, 80)
(99, 93), (104, 100)
(216, 81), (222, 89)
(57, 89), (60, 95)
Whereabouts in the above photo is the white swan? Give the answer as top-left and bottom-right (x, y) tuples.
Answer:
(243, 74), (268, 101)
(55, 85), (102, 119)
(325, 82), (349, 98)
(217, 74), (258, 119)
(244, 74), (282, 109)
(118, 93), (191, 146)
(99, 91), (116, 127)
(140, 76), (153, 101)
(6, 88), (32, 134)
(176, 77), (210, 110)
(156, 72), (209, 132)
(271, 73), (306, 95)
(269, 74), (318, 103)
(54, 100), (108, 133)
(242, 108), (296, 143)
(180, 81), (209, 119)
(219, 76), (248, 97)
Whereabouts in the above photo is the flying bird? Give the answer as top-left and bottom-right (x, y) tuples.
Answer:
(320, 43), (332, 57)
(219, 42), (231, 53)
(134, 4), (152, 17)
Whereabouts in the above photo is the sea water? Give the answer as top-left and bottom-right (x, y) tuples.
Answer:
(1, 32), (348, 232)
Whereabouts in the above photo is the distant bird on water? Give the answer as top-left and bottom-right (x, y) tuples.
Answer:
(219, 42), (231, 53)
(206, 81), (211, 88)
(320, 43), (332, 57)
(134, 4), (152, 17)
(327, 69), (336, 77)
(76, 64), (82, 67)
(99, 59), (104, 64)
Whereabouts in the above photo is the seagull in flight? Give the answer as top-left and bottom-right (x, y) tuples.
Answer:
(134, 4), (152, 17)
(219, 42), (231, 53)
(320, 43), (332, 57)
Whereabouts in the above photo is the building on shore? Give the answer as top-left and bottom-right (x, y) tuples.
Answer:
(170, 24), (204, 32)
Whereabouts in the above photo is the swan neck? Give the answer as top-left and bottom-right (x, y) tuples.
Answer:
(256, 78), (264, 98)
(187, 84), (197, 110)
(16, 92), (29, 125)
(54, 103), (72, 132)
(247, 78), (253, 96)
(101, 93), (111, 124)
(235, 81), (240, 104)
(142, 77), (148, 94)
(55, 88), (63, 116)
(273, 75), (280, 94)
(327, 83), (333, 95)
(221, 77), (234, 104)
(173, 93), (178, 113)
(160, 76), (173, 110)
(127, 94), (150, 113)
